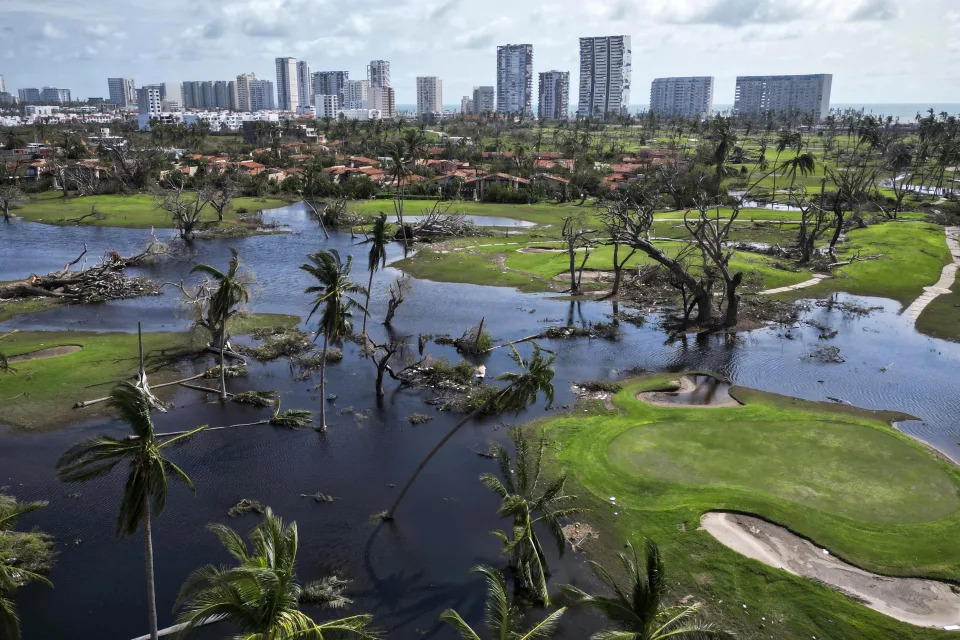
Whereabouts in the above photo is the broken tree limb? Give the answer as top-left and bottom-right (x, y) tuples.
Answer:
(73, 372), (206, 408)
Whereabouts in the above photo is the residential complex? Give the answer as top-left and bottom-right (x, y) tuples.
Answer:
(344, 79), (369, 110)
(496, 44), (533, 115)
(538, 71), (569, 121)
(107, 77), (136, 106)
(473, 86), (495, 114)
(275, 57), (300, 111)
(235, 73), (257, 112)
(315, 94), (340, 119)
(460, 96), (474, 114)
(577, 35), (631, 118)
(313, 71), (349, 106)
(0, 75), (5, 93)
(733, 74), (833, 120)
(649, 76), (714, 118)
(416, 76), (442, 115)
(296, 61), (312, 106)
(369, 85), (395, 118)
(368, 60), (390, 89)
(137, 86), (162, 116)
(248, 79), (275, 111)
(17, 88), (41, 104)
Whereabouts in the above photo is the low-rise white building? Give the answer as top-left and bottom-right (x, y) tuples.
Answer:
(336, 109), (382, 121)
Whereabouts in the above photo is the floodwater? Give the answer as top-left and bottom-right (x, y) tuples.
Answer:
(2, 203), (960, 639)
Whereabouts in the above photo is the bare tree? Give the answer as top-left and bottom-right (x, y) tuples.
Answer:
(597, 199), (638, 296)
(561, 214), (596, 295)
(365, 337), (405, 397)
(0, 159), (24, 221)
(102, 140), (166, 192)
(155, 180), (213, 239)
(684, 200), (743, 327)
(383, 277), (409, 326)
(206, 178), (238, 223)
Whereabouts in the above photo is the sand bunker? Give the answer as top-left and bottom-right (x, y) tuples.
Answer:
(701, 512), (960, 629)
(8, 345), (82, 363)
(553, 270), (609, 283)
(637, 375), (742, 408)
(518, 247), (565, 254)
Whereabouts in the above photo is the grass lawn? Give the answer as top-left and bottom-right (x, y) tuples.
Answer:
(782, 222), (951, 306)
(348, 198), (592, 227)
(916, 279), (960, 342)
(0, 298), (63, 323)
(0, 313), (298, 430)
(14, 192), (290, 229)
(536, 375), (960, 640)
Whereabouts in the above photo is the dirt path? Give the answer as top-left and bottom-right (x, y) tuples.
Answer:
(903, 226), (960, 321)
(701, 512), (960, 629)
(8, 345), (82, 363)
(758, 274), (831, 295)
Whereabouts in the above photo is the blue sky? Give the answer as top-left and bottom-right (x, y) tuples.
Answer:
(3, 0), (959, 105)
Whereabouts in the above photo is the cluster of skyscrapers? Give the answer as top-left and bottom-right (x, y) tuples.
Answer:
(272, 57), (396, 119)
(649, 74), (832, 120)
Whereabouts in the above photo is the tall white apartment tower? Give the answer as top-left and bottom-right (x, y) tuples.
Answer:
(137, 87), (162, 116)
(649, 77), (714, 118)
(577, 36), (631, 119)
(108, 77), (137, 107)
(344, 80), (369, 109)
(275, 57), (300, 111)
(472, 86), (495, 114)
(0, 75), (5, 93)
(538, 71), (569, 121)
(236, 73), (257, 112)
(296, 61), (312, 106)
(416, 77), (442, 115)
(496, 44), (533, 115)
(734, 74), (833, 120)
(368, 60), (391, 89)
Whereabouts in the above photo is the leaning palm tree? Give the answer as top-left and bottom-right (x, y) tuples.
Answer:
(360, 213), (390, 337)
(388, 146), (412, 252)
(176, 508), (379, 639)
(481, 428), (579, 605)
(441, 566), (565, 640)
(0, 500), (52, 640)
(560, 540), (730, 640)
(384, 344), (555, 520)
(191, 249), (251, 399)
(300, 249), (367, 431)
(778, 152), (817, 193)
(56, 383), (206, 640)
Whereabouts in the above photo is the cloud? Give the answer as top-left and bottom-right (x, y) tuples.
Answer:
(202, 20), (225, 39)
(846, 0), (899, 21)
(659, 0), (815, 27)
(334, 14), (372, 37)
(456, 29), (494, 50)
(41, 21), (65, 39)
(430, 0), (459, 20)
(240, 18), (290, 37)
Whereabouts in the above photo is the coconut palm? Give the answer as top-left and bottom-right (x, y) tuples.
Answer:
(56, 382), (207, 640)
(384, 344), (555, 520)
(191, 249), (251, 399)
(481, 428), (579, 605)
(387, 146), (412, 251)
(559, 540), (730, 640)
(441, 566), (565, 640)
(778, 152), (817, 192)
(300, 249), (367, 431)
(176, 508), (379, 639)
(359, 213), (390, 337)
(0, 500), (52, 640)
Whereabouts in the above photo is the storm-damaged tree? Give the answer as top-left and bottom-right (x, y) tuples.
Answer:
(0, 497), (53, 640)
(561, 214), (596, 295)
(359, 213), (390, 337)
(825, 146), (882, 259)
(364, 336), (407, 398)
(301, 249), (367, 431)
(155, 179), (214, 240)
(101, 139), (166, 192)
(0, 159), (24, 221)
(206, 172), (239, 223)
(684, 198), (743, 328)
(56, 383), (206, 640)
(884, 142), (915, 217)
(597, 196), (639, 297)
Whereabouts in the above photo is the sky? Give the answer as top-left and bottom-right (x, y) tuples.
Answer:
(3, 0), (960, 106)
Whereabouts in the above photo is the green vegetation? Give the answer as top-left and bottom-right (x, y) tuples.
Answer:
(14, 192), (289, 229)
(917, 279), (960, 342)
(0, 298), (63, 323)
(537, 375), (960, 640)
(0, 313), (298, 430)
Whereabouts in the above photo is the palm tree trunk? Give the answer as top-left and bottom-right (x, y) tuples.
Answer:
(143, 504), (159, 640)
(362, 268), (374, 337)
(384, 386), (508, 520)
(219, 342), (227, 401)
(319, 334), (329, 431)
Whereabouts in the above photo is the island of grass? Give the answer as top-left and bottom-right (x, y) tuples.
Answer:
(536, 373), (960, 639)
(0, 313), (299, 430)
(13, 192), (291, 229)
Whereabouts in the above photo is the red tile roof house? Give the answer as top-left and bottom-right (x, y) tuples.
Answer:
(346, 156), (380, 168)
(236, 161), (266, 176)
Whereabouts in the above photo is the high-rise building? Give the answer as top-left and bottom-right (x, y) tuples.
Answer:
(18, 88), (41, 104)
(137, 86), (162, 115)
(249, 79), (275, 111)
(201, 81), (216, 110)
(344, 79), (369, 109)
(108, 77), (137, 106)
(214, 80), (237, 110)
(0, 75), (5, 93)
(236, 73), (257, 112)
(416, 77), (442, 115)
(296, 61), (312, 106)
(41, 87), (71, 104)
(577, 35), (631, 119)
(538, 71), (569, 121)
(369, 85), (395, 118)
(275, 57), (299, 111)
(461, 96), (474, 114)
(315, 94), (340, 119)
(472, 86), (495, 114)
(496, 44), (533, 115)
(368, 60), (391, 88)
(649, 77), (714, 118)
(312, 71), (349, 106)
(733, 74), (833, 120)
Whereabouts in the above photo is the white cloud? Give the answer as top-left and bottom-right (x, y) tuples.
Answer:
(41, 21), (66, 39)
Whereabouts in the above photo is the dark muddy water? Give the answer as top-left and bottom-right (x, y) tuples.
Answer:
(1, 204), (959, 639)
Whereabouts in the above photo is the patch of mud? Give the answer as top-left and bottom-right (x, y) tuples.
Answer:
(518, 247), (565, 254)
(553, 270), (610, 283)
(637, 375), (742, 408)
(562, 522), (599, 552)
(8, 345), (82, 363)
(701, 512), (960, 629)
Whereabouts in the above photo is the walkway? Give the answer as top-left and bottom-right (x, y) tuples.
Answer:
(758, 273), (831, 295)
(902, 226), (960, 322)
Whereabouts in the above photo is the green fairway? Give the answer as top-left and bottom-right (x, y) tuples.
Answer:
(15, 192), (290, 229)
(536, 375), (960, 639)
(349, 198), (590, 226)
(917, 279), (960, 342)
